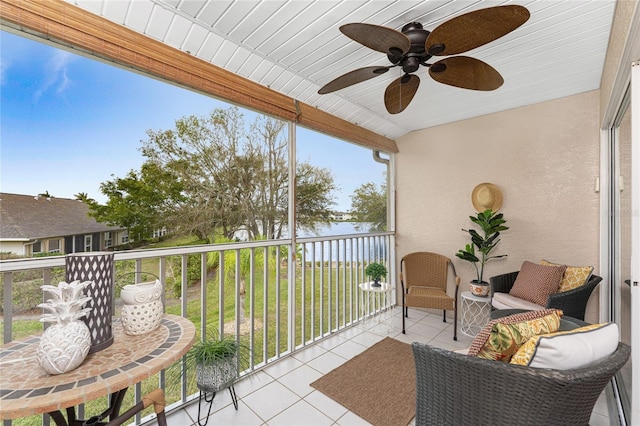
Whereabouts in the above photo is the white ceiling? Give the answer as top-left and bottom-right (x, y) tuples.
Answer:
(69, 0), (617, 141)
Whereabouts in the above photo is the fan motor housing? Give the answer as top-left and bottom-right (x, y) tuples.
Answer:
(398, 22), (432, 73)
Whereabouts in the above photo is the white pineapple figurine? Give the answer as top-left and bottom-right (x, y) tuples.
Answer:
(36, 280), (93, 375)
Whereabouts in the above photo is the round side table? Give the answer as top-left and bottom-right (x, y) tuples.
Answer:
(359, 281), (395, 333)
(460, 291), (492, 337)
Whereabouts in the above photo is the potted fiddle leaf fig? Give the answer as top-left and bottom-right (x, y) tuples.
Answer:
(365, 262), (387, 287)
(456, 209), (509, 296)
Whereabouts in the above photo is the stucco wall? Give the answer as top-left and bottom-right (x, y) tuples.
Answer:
(395, 90), (601, 321)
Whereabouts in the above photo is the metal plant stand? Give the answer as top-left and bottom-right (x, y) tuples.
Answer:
(197, 385), (238, 426)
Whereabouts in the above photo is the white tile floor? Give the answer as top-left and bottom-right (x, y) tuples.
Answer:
(150, 308), (614, 426)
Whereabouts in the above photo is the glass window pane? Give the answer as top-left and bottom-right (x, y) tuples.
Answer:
(48, 239), (60, 252)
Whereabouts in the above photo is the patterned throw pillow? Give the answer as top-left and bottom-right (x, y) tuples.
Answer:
(510, 322), (618, 369)
(467, 309), (562, 362)
(540, 260), (594, 292)
(509, 261), (566, 306)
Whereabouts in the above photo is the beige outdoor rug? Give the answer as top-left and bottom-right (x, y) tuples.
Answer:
(310, 337), (416, 426)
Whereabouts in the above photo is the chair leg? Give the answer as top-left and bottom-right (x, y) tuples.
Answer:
(402, 306), (406, 334)
(156, 410), (168, 426)
(453, 307), (458, 341)
(442, 310), (446, 323)
(105, 389), (165, 426)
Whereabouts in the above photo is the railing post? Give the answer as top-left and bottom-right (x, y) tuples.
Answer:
(3, 272), (13, 344)
(275, 247), (281, 357)
(249, 248), (256, 369)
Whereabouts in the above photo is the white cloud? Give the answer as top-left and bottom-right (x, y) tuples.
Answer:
(34, 50), (75, 101)
(56, 67), (71, 95)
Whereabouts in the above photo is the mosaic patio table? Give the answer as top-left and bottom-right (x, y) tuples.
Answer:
(0, 314), (195, 425)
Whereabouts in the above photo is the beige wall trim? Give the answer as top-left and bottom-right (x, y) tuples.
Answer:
(600, 0), (640, 126)
(0, 0), (398, 154)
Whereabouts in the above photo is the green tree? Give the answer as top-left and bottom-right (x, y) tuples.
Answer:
(74, 192), (92, 202)
(87, 161), (184, 242)
(349, 181), (387, 232)
(141, 106), (336, 242)
(296, 162), (336, 234)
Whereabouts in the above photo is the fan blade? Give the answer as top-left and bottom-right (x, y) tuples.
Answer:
(318, 66), (390, 94)
(425, 5), (529, 56)
(340, 23), (411, 54)
(384, 74), (420, 114)
(428, 56), (503, 91)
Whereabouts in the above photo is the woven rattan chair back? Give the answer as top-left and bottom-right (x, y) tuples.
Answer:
(400, 252), (460, 340)
(402, 252), (449, 292)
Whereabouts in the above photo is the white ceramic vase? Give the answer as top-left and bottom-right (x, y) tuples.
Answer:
(120, 280), (164, 335)
(37, 320), (91, 375)
(120, 280), (162, 305)
(36, 280), (93, 375)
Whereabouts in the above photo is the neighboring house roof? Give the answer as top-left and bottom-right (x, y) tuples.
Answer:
(0, 193), (122, 241)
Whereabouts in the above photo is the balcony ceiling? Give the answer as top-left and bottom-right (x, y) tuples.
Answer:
(69, 0), (616, 140)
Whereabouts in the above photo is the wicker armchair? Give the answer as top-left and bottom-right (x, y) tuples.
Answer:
(412, 340), (630, 426)
(400, 252), (460, 340)
(490, 271), (601, 320)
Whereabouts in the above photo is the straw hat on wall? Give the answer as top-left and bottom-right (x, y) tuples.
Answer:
(472, 183), (503, 212)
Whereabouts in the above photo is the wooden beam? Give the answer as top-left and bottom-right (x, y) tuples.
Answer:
(297, 103), (398, 153)
(0, 0), (398, 153)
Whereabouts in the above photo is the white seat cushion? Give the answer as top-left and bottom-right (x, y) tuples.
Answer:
(491, 292), (545, 311)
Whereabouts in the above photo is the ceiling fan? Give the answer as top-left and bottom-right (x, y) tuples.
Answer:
(317, 5), (530, 114)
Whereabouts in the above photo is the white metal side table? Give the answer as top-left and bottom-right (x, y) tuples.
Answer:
(359, 281), (395, 334)
(460, 291), (492, 337)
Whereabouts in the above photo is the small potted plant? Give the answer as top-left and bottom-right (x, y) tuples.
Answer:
(191, 335), (242, 394)
(365, 262), (387, 287)
(168, 330), (250, 425)
(455, 209), (509, 296)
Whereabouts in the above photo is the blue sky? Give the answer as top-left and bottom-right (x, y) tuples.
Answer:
(0, 31), (385, 212)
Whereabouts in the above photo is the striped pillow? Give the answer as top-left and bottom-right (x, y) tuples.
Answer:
(468, 309), (563, 361)
(509, 261), (566, 306)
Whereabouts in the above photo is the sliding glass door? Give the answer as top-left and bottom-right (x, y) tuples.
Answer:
(606, 60), (638, 426)
(629, 60), (639, 426)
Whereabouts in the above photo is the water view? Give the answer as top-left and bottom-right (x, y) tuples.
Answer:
(297, 222), (387, 264)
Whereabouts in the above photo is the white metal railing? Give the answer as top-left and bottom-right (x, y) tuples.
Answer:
(0, 231), (394, 425)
